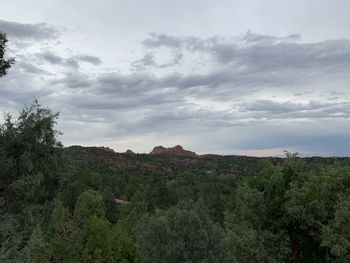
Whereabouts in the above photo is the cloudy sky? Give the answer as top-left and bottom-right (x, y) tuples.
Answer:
(1, 0), (350, 156)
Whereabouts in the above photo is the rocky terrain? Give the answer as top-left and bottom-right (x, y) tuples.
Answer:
(64, 145), (350, 177)
(150, 145), (197, 157)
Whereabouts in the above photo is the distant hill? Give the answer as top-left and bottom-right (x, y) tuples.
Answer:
(64, 145), (350, 177)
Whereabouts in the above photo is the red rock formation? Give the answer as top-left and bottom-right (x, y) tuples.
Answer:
(150, 145), (197, 157)
(98, 146), (115, 153)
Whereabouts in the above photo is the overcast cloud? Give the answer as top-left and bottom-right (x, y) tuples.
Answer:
(1, 0), (350, 156)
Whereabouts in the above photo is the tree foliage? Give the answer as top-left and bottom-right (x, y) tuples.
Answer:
(0, 101), (63, 262)
(224, 154), (350, 262)
(136, 200), (232, 263)
(0, 32), (14, 77)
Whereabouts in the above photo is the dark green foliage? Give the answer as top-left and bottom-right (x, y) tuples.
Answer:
(0, 101), (63, 209)
(102, 188), (119, 223)
(0, 101), (63, 262)
(0, 32), (14, 77)
(73, 190), (106, 223)
(81, 216), (113, 263)
(111, 224), (141, 263)
(60, 181), (88, 212)
(224, 153), (350, 262)
(136, 200), (232, 263)
(321, 195), (350, 260)
(47, 192), (140, 263)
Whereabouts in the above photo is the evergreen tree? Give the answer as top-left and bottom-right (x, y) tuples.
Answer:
(0, 32), (14, 77)
(0, 101), (63, 262)
(136, 200), (232, 263)
(102, 187), (119, 224)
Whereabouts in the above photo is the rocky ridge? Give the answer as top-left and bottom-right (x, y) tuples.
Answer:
(150, 145), (197, 157)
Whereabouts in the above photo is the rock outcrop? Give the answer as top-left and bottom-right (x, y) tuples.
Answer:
(150, 145), (197, 157)
(98, 146), (115, 153)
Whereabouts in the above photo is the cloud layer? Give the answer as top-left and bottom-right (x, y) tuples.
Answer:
(1, 20), (350, 156)
(0, 19), (61, 40)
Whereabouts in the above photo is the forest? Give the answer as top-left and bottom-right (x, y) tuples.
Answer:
(1, 33), (350, 263)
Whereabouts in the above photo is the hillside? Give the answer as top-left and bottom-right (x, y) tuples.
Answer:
(65, 145), (350, 176)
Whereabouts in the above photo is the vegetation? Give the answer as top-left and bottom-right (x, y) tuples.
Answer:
(0, 32), (14, 77)
(1, 102), (350, 262)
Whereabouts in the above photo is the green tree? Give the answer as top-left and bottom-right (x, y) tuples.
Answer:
(0, 32), (14, 77)
(224, 183), (289, 263)
(47, 201), (83, 262)
(141, 184), (155, 213)
(74, 190), (106, 224)
(0, 101), (63, 210)
(0, 101), (63, 262)
(82, 216), (113, 263)
(136, 200), (232, 263)
(111, 224), (141, 263)
(225, 153), (350, 262)
(102, 187), (119, 224)
(48, 191), (109, 262)
(321, 195), (350, 260)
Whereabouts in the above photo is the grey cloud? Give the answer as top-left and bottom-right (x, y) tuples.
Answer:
(25, 32), (350, 106)
(142, 32), (188, 49)
(0, 19), (60, 40)
(131, 51), (183, 70)
(241, 30), (301, 44)
(141, 32), (350, 73)
(28, 32), (350, 118)
(131, 53), (156, 70)
(119, 32), (350, 108)
(17, 61), (47, 75)
(75, 55), (102, 65)
(36, 51), (63, 64)
(96, 72), (158, 94)
(50, 71), (92, 89)
(0, 68), (53, 109)
(93, 68), (294, 102)
(64, 58), (80, 70)
(227, 39), (350, 73)
(241, 100), (350, 120)
(35, 51), (102, 69)
(156, 51), (183, 68)
(35, 51), (80, 69)
(243, 100), (323, 113)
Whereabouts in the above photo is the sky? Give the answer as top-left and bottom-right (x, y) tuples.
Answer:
(1, 0), (350, 156)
